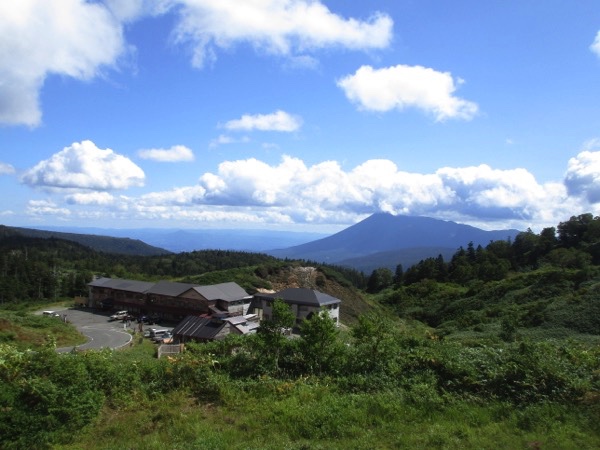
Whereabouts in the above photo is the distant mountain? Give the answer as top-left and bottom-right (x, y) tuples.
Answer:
(28, 226), (328, 253)
(267, 213), (521, 271)
(1, 226), (171, 256)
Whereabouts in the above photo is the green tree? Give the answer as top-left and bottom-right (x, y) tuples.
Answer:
(258, 298), (295, 374)
(544, 248), (591, 270)
(299, 309), (340, 375)
(393, 263), (404, 287)
(557, 213), (595, 247)
(367, 267), (393, 293)
(350, 313), (399, 375)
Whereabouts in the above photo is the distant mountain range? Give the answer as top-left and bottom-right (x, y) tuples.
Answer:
(267, 213), (521, 273)
(2, 225), (328, 254)
(1, 214), (522, 272)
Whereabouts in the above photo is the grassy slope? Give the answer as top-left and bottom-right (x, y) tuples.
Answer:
(57, 380), (599, 450)
(0, 301), (86, 349)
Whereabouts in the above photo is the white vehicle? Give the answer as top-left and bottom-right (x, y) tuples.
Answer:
(109, 310), (128, 321)
(152, 331), (173, 343)
(149, 329), (170, 340)
(42, 310), (60, 317)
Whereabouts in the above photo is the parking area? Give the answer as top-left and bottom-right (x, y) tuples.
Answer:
(40, 307), (171, 352)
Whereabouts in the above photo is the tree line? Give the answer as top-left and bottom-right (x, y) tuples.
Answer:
(366, 213), (600, 293)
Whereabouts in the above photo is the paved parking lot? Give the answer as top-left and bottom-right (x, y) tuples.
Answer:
(45, 307), (136, 352)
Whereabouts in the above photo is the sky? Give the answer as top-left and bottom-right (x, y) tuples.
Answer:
(1, 0), (600, 234)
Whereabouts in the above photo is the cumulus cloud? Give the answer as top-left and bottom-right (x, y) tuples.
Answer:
(162, 156), (564, 226)
(0, 0), (126, 126)
(0, 162), (15, 175)
(23, 153), (598, 231)
(591, 31), (600, 57)
(337, 64), (479, 121)
(138, 145), (194, 162)
(224, 110), (302, 132)
(564, 150), (600, 203)
(21, 140), (145, 191)
(169, 0), (393, 67)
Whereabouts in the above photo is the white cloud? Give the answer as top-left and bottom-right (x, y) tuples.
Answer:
(591, 31), (600, 57)
(169, 0), (393, 68)
(104, 0), (170, 22)
(26, 199), (71, 217)
(209, 134), (251, 149)
(224, 110), (302, 132)
(21, 140), (145, 190)
(564, 150), (600, 203)
(0, 162), (15, 175)
(20, 153), (599, 232)
(139, 186), (207, 206)
(181, 156), (566, 226)
(65, 192), (115, 206)
(337, 64), (479, 121)
(138, 145), (195, 162)
(0, 0), (126, 126)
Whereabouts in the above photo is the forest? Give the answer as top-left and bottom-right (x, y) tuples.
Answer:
(0, 213), (599, 449)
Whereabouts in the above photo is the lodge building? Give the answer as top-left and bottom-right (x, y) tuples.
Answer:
(87, 277), (342, 339)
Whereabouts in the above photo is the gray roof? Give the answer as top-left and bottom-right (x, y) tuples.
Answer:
(193, 282), (249, 302)
(87, 277), (155, 293)
(88, 278), (248, 302)
(172, 315), (226, 340)
(256, 288), (341, 306)
(146, 280), (199, 297)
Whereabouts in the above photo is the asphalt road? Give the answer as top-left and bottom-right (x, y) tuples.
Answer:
(44, 307), (136, 352)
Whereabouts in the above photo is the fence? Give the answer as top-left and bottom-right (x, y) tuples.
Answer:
(157, 343), (184, 359)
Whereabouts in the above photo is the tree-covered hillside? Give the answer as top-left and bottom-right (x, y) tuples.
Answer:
(366, 213), (600, 342)
(0, 232), (367, 312)
(0, 225), (171, 256)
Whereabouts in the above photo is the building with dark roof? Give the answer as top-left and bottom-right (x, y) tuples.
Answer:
(193, 282), (253, 316)
(252, 287), (341, 326)
(172, 316), (229, 342)
(172, 313), (260, 343)
(87, 277), (250, 321)
(88, 277), (155, 310)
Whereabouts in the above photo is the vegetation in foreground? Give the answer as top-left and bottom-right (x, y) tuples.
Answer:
(1, 307), (599, 449)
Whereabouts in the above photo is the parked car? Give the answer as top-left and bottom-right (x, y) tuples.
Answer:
(153, 331), (173, 343)
(150, 329), (170, 342)
(42, 310), (61, 318)
(109, 310), (128, 321)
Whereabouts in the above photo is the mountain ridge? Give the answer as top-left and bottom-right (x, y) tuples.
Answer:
(267, 213), (521, 271)
(0, 225), (172, 256)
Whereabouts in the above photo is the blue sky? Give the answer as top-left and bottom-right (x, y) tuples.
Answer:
(1, 0), (600, 233)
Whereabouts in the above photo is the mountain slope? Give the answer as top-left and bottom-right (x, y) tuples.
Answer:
(268, 213), (521, 269)
(337, 247), (459, 274)
(0, 225), (171, 256)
